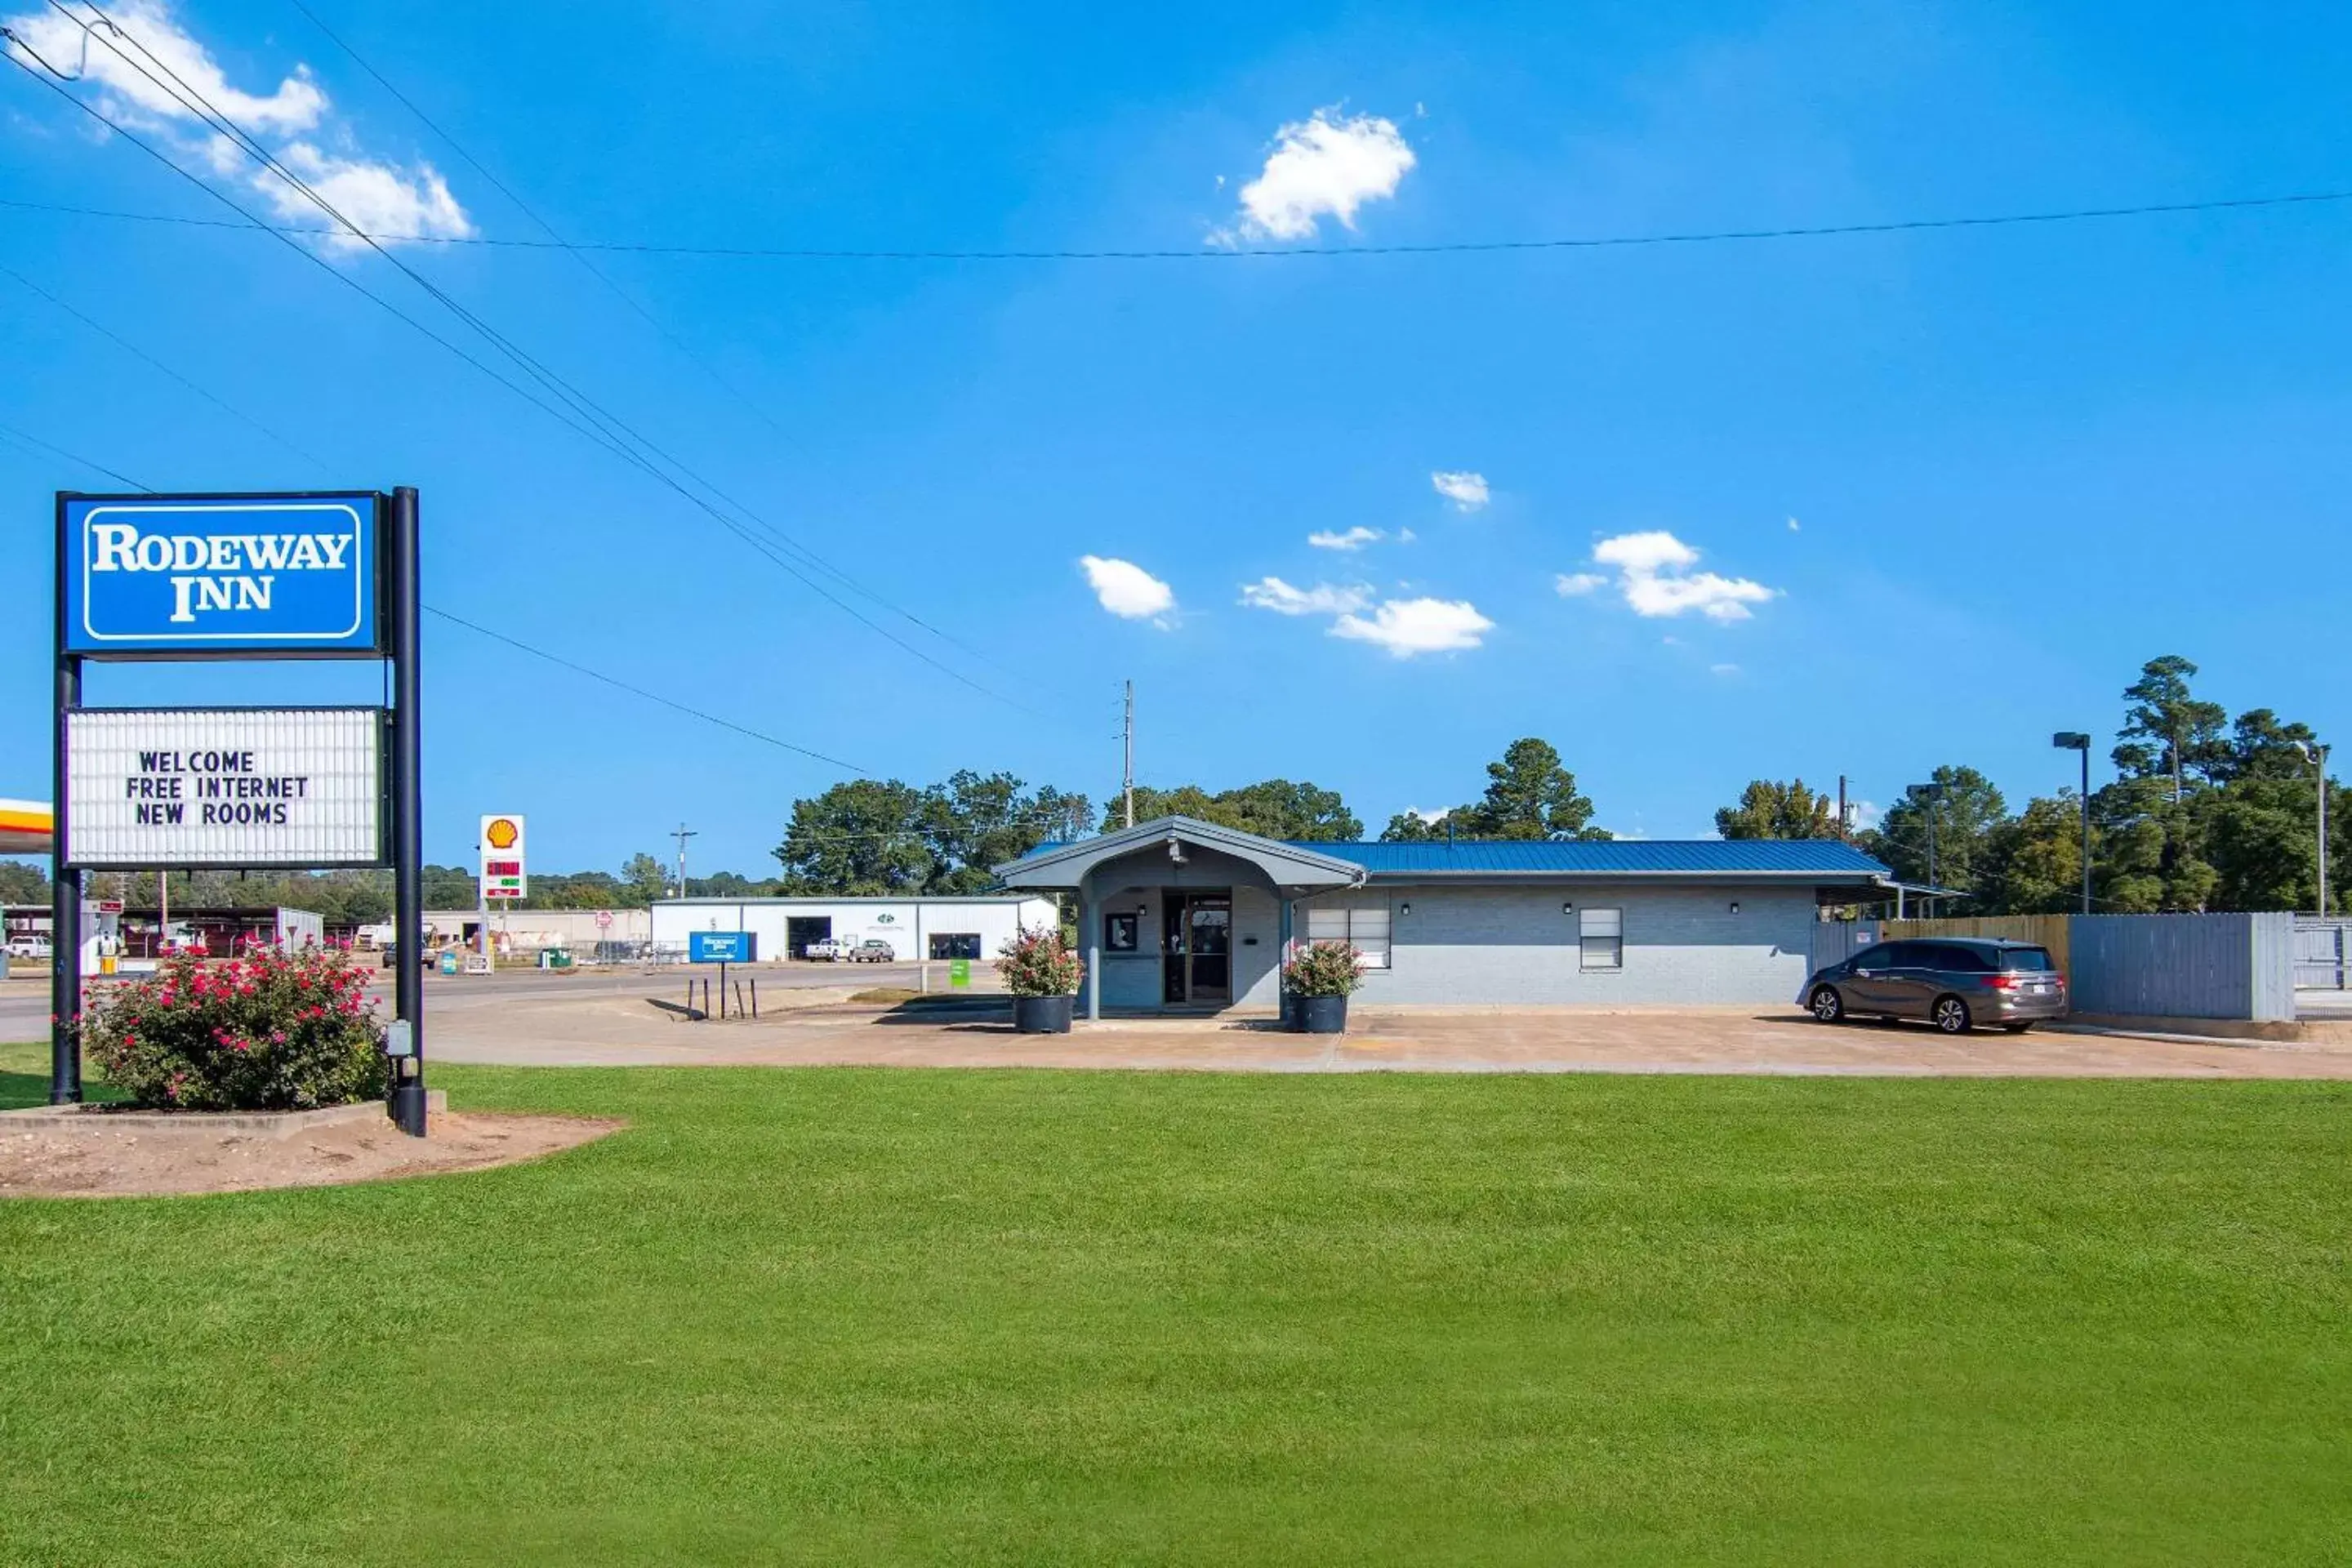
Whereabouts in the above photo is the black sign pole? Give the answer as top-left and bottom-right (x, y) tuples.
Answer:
(387, 486), (428, 1138)
(50, 653), (81, 1106)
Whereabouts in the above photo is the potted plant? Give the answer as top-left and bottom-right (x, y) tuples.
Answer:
(1283, 941), (1364, 1034)
(999, 925), (1080, 1033)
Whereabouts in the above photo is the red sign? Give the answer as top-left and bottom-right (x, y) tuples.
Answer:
(484, 860), (522, 876)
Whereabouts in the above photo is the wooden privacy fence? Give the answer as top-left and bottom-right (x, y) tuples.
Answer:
(1882, 915), (2072, 976)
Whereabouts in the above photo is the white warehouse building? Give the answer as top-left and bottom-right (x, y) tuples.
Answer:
(651, 894), (1059, 963)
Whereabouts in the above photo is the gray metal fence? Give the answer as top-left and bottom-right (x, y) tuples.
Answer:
(2069, 912), (2297, 1022)
(2292, 918), (2351, 991)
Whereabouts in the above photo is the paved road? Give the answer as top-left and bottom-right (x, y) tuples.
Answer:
(0, 960), (1001, 1043)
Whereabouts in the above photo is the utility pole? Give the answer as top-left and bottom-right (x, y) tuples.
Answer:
(671, 822), (697, 899)
(1122, 680), (1135, 830)
(1837, 775), (1849, 840)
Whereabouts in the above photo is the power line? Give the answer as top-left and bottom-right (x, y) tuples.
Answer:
(0, 416), (149, 488)
(7, 185), (2351, 260)
(0, 260), (335, 472)
(267, 2), (1023, 688)
(5, 11), (1045, 718)
(0, 416), (867, 774)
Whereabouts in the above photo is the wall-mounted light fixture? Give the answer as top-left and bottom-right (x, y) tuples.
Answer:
(1729, 901), (1740, 915)
(1561, 900), (1575, 915)
(1399, 902), (1412, 917)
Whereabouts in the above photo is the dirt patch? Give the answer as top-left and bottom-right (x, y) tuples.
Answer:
(0, 1109), (622, 1199)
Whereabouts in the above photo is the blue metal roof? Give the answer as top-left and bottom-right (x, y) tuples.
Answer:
(1283, 838), (1891, 878)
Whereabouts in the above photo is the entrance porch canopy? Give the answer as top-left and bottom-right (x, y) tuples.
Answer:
(996, 817), (1364, 1019)
(992, 815), (1365, 897)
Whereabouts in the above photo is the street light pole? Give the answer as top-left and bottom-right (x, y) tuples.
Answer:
(2054, 733), (2092, 915)
(1911, 780), (1947, 918)
(2295, 741), (2331, 918)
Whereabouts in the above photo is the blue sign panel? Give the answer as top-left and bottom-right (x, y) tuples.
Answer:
(689, 930), (757, 964)
(61, 493), (381, 654)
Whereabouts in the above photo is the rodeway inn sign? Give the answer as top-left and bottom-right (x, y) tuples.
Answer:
(51, 487), (428, 1135)
(60, 493), (380, 653)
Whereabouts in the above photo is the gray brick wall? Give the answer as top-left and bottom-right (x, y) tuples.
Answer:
(1330, 883), (1817, 1006)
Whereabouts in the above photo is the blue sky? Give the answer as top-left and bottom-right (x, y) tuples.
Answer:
(3, 0), (2349, 874)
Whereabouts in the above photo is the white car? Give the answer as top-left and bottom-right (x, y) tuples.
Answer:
(804, 938), (844, 961)
(5, 936), (51, 960)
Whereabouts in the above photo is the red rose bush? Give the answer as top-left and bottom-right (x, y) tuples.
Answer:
(78, 944), (389, 1111)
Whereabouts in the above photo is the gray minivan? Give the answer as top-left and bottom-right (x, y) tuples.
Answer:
(1798, 938), (2069, 1034)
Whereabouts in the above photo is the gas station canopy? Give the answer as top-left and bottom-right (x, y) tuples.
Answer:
(0, 799), (54, 857)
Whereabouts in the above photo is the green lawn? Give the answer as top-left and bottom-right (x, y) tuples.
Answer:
(0, 1043), (2347, 1566)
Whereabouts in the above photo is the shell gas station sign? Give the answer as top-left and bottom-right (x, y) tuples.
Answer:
(480, 814), (527, 901)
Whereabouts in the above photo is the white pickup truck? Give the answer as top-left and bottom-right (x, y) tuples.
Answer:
(804, 938), (895, 963)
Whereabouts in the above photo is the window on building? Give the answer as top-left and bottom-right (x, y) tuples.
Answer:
(1303, 899), (1391, 969)
(928, 933), (981, 960)
(1579, 906), (1623, 971)
(1103, 912), (1139, 952)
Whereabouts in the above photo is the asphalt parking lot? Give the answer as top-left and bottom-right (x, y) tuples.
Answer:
(13, 968), (2352, 1078)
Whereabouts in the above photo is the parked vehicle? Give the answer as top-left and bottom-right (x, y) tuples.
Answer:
(1799, 938), (2068, 1035)
(5, 935), (51, 960)
(804, 938), (844, 961)
(849, 939), (896, 963)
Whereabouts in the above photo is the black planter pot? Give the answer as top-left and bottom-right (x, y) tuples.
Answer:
(1013, 994), (1075, 1034)
(1296, 994), (1348, 1035)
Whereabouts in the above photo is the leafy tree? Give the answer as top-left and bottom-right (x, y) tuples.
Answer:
(1714, 778), (1840, 840)
(929, 772), (1090, 892)
(1102, 785), (1221, 831)
(1378, 811), (1446, 842)
(620, 853), (675, 907)
(1452, 738), (1606, 840)
(1098, 779), (1359, 840)
(775, 780), (936, 895)
(1976, 793), (2093, 914)
(2114, 655), (2230, 797)
(0, 861), (50, 904)
(1209, 779), (1361, 840)
(1864, 766), (2007, 902)
(2216, 708), (2321, 785)
(421, 864), (479, 909)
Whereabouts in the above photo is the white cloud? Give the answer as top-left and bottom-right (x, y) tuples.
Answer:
(1307, 526), (1383, 552)
(3, 0), (470, 251)
(1430, 470), (1490, 511)
(1592, 529), (1699, 575)
(1330, 596), (1493, 657)
(1850, 799), (1881, 831)
(1709, 662), (1741, 676)
(1239, 577), (1372, 616)
(1080, 555), (1176, 625)
(5, 0), (323, 133)
(1787, 516), (1802, 532)
(263, 141), (471, 252)
(1221, 108), (1414, 243)
(1575, 530), (1780, 622)
(1554, 572), (1606, 596)
(1397, 527), (1417, 543)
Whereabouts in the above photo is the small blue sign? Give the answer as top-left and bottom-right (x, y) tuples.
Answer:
(62, 494), (381, 654)
(689, 931), (757, 964)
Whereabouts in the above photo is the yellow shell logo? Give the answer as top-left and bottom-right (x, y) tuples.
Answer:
(485, 817), (519, 850)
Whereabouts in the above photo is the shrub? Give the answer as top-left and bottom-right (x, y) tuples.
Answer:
(1282, 941), (1365, 997)
(78, 946), (388, 1111)
(998, 925), (1080, 997)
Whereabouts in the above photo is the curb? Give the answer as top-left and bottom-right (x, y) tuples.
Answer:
(0, 1090), (448, 1138)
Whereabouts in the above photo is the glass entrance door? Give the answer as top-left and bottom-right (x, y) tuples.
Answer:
(1160, 893), (1233, 1004)
(1187, 898), (1231, 1002)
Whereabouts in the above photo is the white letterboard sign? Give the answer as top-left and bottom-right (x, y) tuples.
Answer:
(65, 708), (385, 868)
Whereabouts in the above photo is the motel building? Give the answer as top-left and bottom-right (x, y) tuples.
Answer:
(994, 815), (1900, 1018)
